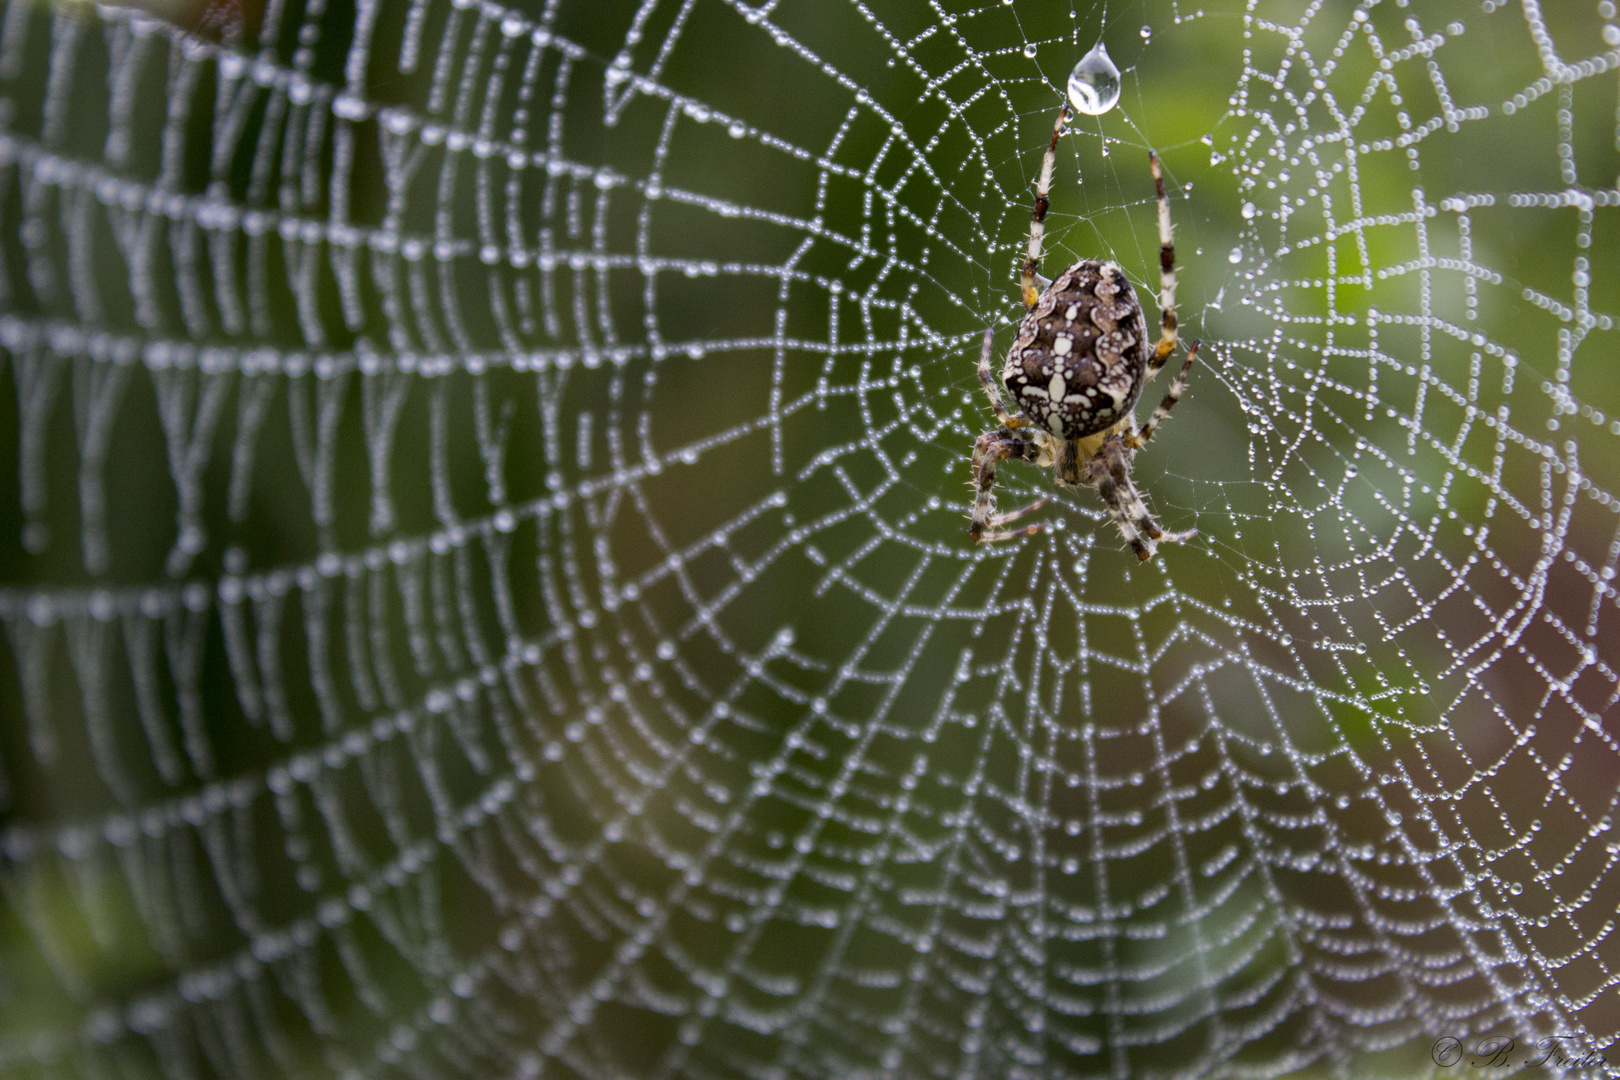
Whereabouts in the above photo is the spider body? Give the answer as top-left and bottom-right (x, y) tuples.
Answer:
(1002, 259), (1149, 444)
(968, 107), (1200, 560)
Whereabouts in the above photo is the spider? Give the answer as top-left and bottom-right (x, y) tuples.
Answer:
(969, 103), (1201, 561)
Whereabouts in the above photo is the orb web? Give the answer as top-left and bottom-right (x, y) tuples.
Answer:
(0, 0), (1616, 1078)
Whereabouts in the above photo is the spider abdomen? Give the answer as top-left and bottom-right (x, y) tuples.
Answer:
(1001, 259), (1150, 439)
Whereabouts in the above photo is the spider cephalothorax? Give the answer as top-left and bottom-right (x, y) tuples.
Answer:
(969, 104), (1200, 561)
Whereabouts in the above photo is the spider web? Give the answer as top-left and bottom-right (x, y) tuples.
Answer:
(0, 0), (1617, 1076)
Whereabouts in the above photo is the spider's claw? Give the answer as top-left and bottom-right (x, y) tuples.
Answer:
(1143, 527), (1197, 560)
(974, 521), (1045, 544)
(1132, 525), (1196, 562)
(989, 495), (1052, 529)
(972, 495), (1052, 544)
(1012, 495), (1054, 518)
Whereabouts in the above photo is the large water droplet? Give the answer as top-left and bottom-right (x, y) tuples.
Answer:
(1022, 41), (1037, 59)
(1067, 43), (1120, 116)
(1227, 246), (1243, 264)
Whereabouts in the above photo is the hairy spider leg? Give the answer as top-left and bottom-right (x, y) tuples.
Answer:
(1128, 339), (1200, 450)
(1107, 439), (1164, 540)
(1021, 106), (1073, 310)
(969, 429), (1052, 543)
(1148, 151), (1179, 372)
(1090, 442), (1149, 558)
(977, 328), (1026, 429)
(1094, 436), (1196, 560)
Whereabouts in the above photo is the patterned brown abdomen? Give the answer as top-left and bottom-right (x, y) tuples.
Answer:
(1001, 259), (1150, 439)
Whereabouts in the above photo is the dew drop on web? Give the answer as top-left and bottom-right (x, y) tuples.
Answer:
(1067, 42), (1121, 116)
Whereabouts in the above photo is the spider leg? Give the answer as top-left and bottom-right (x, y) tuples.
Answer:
(1091, 451), (1152, 560)
(1104, 444), (1163, 543)
(977, 328), (1026, 430)
(969, 429), (1050, 543)
(1093, 438), (1195, 561)
(1147, 151), (1179, 374)
(1127, 339), (1199, 450)
(1021, 106), (1073, 310)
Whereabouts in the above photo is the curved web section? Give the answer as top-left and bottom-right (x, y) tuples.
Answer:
(0, 0), (1617, 1077)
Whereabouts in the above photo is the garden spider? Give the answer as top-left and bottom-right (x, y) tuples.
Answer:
(969, 104), (1200, 561)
